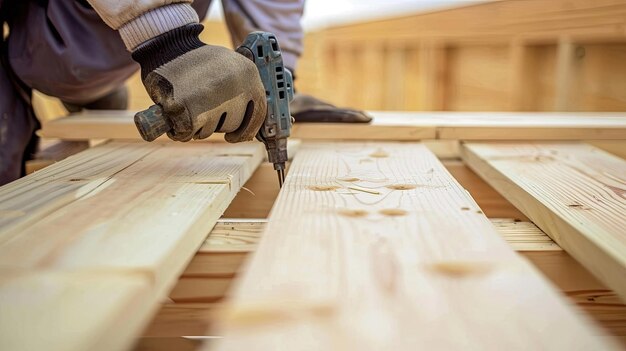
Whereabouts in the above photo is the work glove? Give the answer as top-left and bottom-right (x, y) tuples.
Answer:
(290, 93), (372, 123)
(131, 24), (267, 142)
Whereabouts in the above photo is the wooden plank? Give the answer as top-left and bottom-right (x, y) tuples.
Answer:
(0, 141), (264, 351)
(0, 271), (152, 351)
(145, 218), (626, 343)
(434, 112), (626, 140)
(40, 111), (626, 141)
(211, 142), (614, 350)
(175, 219), (559, 302)
(223, 163), (281, 218)
(490, 218), (560, 251)
(461, 142), (626, 303)
(588, 140), (626, 160)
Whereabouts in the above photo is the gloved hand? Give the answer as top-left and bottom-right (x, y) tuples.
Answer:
(131, 24), (267, 142)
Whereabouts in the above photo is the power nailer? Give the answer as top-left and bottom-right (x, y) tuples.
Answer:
(133, 32), (294, 187)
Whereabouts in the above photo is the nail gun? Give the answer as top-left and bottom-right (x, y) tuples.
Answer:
(133, 31), (293, 188)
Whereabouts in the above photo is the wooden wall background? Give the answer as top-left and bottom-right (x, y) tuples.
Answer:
(33, 0), (626, 121)
(297, 0), (626, 112)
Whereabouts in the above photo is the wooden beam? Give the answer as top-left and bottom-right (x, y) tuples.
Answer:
(418, 41), (447, 110)
(39, 111), (626, 141)
(433, 112), (626, 140)
(210, 142), (614, 350)
(0, 141), (264, 351)
(554, 38), (583, 111)
(461, 142), (626, 303)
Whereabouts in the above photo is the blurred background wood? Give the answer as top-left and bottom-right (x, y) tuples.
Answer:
(32, 0), (626, 120)
(301, 0), (626, 112)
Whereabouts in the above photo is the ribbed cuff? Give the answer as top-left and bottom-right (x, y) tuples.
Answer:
(119, 3), (199, 51)
(132, 23), (205, 80)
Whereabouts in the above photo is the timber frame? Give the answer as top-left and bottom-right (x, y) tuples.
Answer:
(1, 111), (625, 350)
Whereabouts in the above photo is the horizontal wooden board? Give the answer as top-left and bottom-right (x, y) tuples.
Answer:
(0, 271), (151, 351)
(212, 142), (615, 350)
(39, 111), (626, 141)
(0, 141), (264, 351)
(145, 219), (626, 343)
(462, 142), (626, 303)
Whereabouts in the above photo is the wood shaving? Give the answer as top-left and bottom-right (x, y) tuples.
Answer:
(336, 176), (360, 182)
(347, 186), (380, 195)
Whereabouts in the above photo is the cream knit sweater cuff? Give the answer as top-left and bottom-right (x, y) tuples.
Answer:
(118, 3), (199, 51)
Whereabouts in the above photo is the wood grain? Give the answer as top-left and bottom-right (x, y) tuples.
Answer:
(462, 142), (626, 303)
(0, 141), (264, 351)
(211, 142), (615, 350)
(145, 218), (626, 343)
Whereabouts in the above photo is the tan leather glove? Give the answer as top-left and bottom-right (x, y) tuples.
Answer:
(132, 24), (267, 142)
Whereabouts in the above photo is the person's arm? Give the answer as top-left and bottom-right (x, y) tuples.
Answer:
(86, 0), (267, 142)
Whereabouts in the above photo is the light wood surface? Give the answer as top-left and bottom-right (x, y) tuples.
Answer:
(0, 141), (264, 351)
(462, 142), (626, 303)
(210, 142), (615, 350)
(142, 218), (626, 344)
(39, 111), (626, 141)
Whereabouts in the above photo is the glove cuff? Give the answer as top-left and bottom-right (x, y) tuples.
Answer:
(132, 23), (205, 81)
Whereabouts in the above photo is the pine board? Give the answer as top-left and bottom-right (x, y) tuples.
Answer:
(0, 141), (264, 351)
(146, 218), (626, 342)
(210, 142), (615, 350)
(39, 111), (626, 141)
(462, 142), (626, 303)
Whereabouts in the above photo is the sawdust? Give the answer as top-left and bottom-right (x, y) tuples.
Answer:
(338, 209), (369, 217)
(379, 209), (407, 217)
(428, 261), (493, 277)
(307, 185), (340, 191)
(386, 184), (417, 190)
